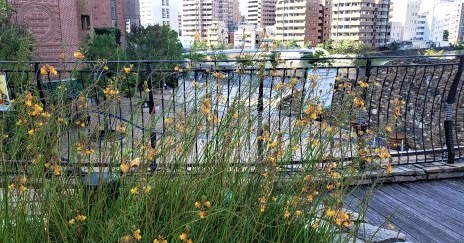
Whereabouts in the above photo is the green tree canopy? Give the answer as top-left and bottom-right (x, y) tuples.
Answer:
(126, 25), (183, 61)
(0, 0), (33, 61)
(82, 33), (125, 61)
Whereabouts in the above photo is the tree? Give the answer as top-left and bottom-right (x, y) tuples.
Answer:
(83, 33), (125, 61)
(0, 0), (33, 61)
(126, 25), (183, 88)
(126, 25), (182, 61)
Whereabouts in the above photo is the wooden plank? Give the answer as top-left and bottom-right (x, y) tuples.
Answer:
(350, 188), (429, 243)
(405, 181), (464, 212)
(440, 179), (464, 194)
(369, 189), (460, 243)
(345, 191), (388, 226)
(381, 184), (464, 237)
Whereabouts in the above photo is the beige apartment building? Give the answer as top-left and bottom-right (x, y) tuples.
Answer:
(180, 0), (229, 40)
(274, 0), (331, 47)
(246, 0), (277, 27)
(331, 0), (390, 48)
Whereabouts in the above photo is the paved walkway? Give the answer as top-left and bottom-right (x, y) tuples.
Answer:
(346, 178), (464, 242)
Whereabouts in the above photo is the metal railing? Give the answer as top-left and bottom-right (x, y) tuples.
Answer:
(1, 55), (463, 172)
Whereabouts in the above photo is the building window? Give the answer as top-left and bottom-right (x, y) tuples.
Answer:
(81, 15), (90, 30)
(162, 0), (169, 6)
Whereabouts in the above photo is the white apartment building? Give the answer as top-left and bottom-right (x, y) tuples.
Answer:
(229, 0), (242, 25)
(275, 0), (332, 47)
(436, 0), (464, 43)
(389, 0), (421, 42)
(246, 0), (277, 27)
(234, 24), (262, 48)
(331, 0), (391, 48)
(180, 0), (229, 40)
(140, 0), (179, 32)
(207, 21), (229, 46)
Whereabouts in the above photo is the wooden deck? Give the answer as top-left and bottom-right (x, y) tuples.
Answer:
(346, 178), (464, 242)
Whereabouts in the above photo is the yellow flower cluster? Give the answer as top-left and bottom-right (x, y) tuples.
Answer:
(68, 214), (87, 225)
(103, 85), (120, 99)
(8, 176), (28, 192)
(304, 103), (322, 120)
(120, 157), (141, 173)
(325, 208), (352, 227)
(153, 235), (167, 243)
(40, 64), (58, 76)
(120, 229), (142, 242)
(73, 50), (85, 60)
(179, 226), (193, 243)
(194, 196), (212, 219)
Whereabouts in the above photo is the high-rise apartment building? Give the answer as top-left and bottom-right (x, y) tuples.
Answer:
(274, 0), (331, 47)
(124, 0), (140, 32)
(180, 0), (229, 40)
(246, 0), (277, 27)
(389, 0), (420, 41)
(331, 0), (390, 48)
(434, 0), (464, 43)
(229, 0), (242, 25)
(140, 0), (179, 32)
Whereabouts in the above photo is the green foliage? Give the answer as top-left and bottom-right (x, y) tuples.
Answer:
(126, 25), (183, 61)
(302, 50), (332, 67)
(94, 27), (122, 45)
(418, 48), (444, 56)
(331, 40), (372, 55)
(317, 39), (334, 52)
(287, 39), (299, 48)
(388, 41), (400, 51)
(126, 25), (183, 88)
(83, 34), (125, 61)
(0, 0), (33, 62)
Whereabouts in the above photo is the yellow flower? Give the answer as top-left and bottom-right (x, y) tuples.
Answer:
(353, 97), (365, 109)
(203, 201), (211, 208)
(312, 220), (320, 229)
(388, 223), (394, 230)
(53, 165), (61, 176)
(284, 210), (291, 218)
(186, 240), (193, 243)
(19, 185), (27, 192)
(49, 66), (58, 76)
(386, 163), (393, 174)
(120, 162), (130, 173)
(232, 112), (239, 119)
(76, 214), (87, 222)
(19, 177), (27, 184)
(68, 218), (76, 225)
(165, 117), (174, 125)
(40, 66), (48, 75)
(133, 229), (142, 241)
(116, 125), (126, 133)
(295, 210), (302, 217)
(123, 64), (134, 74)
(73, 50), (85, 60)
(378, 147), (391, 159)
(198, 210), (207, 219)
(8, 183), (15, 191)
(385, 126), (393, 133)
(120, 235), (131, 243)
(179, 233), (188, 241)
(130, 157), (140, 168)
(28, 129), (35, 136)
(194, 201), (201, 208)
(325, 209), (336, 217)
(130, 186), (139, 195)
(142, 184), (151, 193)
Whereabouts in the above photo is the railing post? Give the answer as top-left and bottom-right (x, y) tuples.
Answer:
(445, 56), (464, 164)
(257, 65), (264, 163)
(146, 63), (156, 149)
(34, 62), (46, 108)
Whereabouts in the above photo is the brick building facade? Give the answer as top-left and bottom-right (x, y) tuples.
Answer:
(8, 0), (126, 61)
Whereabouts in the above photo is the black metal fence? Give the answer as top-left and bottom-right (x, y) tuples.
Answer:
(1, 55), (464, 170)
